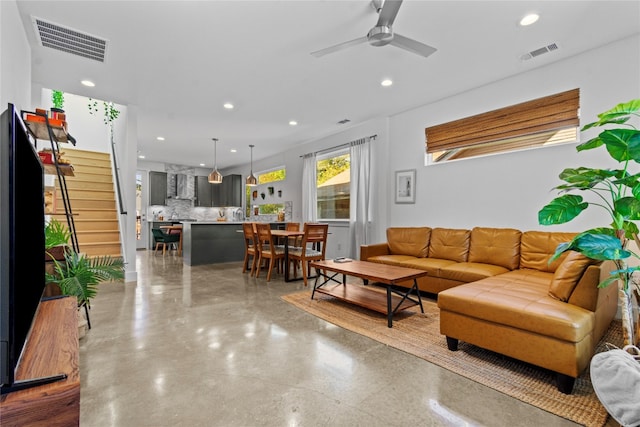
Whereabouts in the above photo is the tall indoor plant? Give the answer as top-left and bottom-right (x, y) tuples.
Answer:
(538, 98), (640, 346)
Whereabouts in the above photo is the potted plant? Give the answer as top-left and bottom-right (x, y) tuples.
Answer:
(45, 218), (71, 262)
(51, 90), (65, 113)
(538, 98), (640, 346)
(45, 251), (124, 310)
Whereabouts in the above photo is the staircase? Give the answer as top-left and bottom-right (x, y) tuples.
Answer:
(51, 148), (122, 257)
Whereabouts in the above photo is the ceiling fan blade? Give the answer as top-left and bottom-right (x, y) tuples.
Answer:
(310, 36), (368, 58)
(389, 33), (437, 58)
(376, 0), (403, 27)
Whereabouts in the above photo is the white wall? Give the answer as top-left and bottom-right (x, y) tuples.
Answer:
(386, 34), (640, 237)
(0, 0), (31, 111)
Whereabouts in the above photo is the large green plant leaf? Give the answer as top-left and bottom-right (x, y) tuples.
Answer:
(601, 129), (640, 162)
(538, 194), (588, 225)
(551, 232), (630, 261)
(615, 197), (640, 220)
(581, 99), (640, 130)
(555, 167), (620, 191)
(621, 221), (640, 238)
(576, 136), (605, 151)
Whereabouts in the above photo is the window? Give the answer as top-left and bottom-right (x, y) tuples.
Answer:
(258, 168), (285, 184)
(259, 203), (284, 215)
(317, 151), (350, 220)
(425, 88), (580, 164)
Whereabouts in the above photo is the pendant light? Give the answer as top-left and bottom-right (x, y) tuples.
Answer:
(246, 144), (257, 186)
(208, 138), (223, 184)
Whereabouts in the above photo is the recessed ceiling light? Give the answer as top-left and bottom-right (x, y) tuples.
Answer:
(223, 103), (234, 109)
(381, 79), (393, 87)
(156, 136), (165, 141)
(230, 149), (237, 153)
(138, 155), (145, 159)
(520, 13), (539, 26)
(81, 80), (95, 87)
(289, 120), (298, 126)
(199, 163), (205, 167)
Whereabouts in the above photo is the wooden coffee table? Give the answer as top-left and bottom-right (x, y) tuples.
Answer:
(310, 260), (427, 328)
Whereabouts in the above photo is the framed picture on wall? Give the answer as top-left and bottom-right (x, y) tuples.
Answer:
(395, 169), (416, 204)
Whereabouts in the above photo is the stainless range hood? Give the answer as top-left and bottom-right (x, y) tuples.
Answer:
(168, 173), (194, 200)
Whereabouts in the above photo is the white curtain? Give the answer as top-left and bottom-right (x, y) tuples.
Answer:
(349, 137), (371, 259)
(301, 153), (317, 223)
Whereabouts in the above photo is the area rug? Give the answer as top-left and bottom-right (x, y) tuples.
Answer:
(281, 289), (623, 427)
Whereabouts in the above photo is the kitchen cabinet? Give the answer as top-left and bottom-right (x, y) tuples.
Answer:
(149, 171), (167, 205)
(220, 174), (243, 207)
(207, 174), (242, 207)
(192, 174), (242, 207)
(195, 176), (214, 207)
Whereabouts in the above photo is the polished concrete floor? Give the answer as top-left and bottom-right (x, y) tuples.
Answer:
(79, 250), (590, 427)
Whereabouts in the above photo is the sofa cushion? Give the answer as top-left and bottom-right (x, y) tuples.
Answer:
(468, 227), (521, 270)
(387, 227), (431, 258)
(399, 257), (458, 277)
(438, 274), (594, 343)
(428, 228), (470, 262)
(367, 254), (418, 267)
(520, 231), (577, 273)
(439, 262), (509, 283)
(549, 251), (596, 302)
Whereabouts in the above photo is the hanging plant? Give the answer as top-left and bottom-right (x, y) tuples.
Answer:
(88, 98), (120, 125)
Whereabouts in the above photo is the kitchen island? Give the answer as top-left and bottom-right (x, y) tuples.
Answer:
(181, 221), (245, 266)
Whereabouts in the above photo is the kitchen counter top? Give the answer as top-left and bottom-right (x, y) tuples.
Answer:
(182, 221), (244, 224)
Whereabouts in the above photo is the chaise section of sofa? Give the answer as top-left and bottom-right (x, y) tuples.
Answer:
(437, 231), (618, 394)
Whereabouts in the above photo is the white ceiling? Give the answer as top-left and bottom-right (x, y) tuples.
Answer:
(14, 0), (640, 169)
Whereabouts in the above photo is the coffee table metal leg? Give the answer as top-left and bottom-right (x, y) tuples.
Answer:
(387, 286), (393, 328)
(413, 279), (424, 313)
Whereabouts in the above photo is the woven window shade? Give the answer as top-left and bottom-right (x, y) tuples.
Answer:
(425, 88), (580, 154)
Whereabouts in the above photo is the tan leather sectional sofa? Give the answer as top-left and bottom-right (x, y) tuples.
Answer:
(360, 226), (618, 394)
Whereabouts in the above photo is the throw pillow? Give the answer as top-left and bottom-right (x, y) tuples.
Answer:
(548, 251), (595, 302)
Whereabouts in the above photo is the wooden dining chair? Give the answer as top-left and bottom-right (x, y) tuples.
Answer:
(242, 222), (258, 275)
(288, 223), (329, 286)
(255, 223), (285, 282)
(285, 222), (301, 246)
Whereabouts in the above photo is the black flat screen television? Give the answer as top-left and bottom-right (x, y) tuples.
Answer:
(0, 103), (47, 393)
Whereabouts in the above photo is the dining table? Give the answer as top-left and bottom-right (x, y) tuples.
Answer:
(159, 224), (183, 256)
(270, 229), (304, 282)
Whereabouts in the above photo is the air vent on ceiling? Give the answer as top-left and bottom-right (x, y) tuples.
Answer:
(337, 119), (351, 125)
(520, 43), (559, 61)
(31, 16), (108, 62)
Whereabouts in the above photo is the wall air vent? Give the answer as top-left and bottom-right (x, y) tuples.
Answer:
(337, 119), (351, 125)
(31, 16), (108, 62)
(520, 43), (559, 61)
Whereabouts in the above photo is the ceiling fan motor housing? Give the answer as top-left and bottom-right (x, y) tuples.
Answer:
(367, 26), (393, 46)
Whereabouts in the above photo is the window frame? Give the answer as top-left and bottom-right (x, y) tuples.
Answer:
(316, 148), (350, 222)
(425, 88), (580, 164)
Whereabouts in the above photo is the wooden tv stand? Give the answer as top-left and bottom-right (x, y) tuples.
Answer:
(0, 297), (80, 426)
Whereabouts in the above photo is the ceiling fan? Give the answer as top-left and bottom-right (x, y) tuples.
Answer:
(311, 0), (437, 59)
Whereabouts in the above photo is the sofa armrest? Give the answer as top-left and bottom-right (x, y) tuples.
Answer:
(360, 243), (390, 261)
(567, 261), (618, 346)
